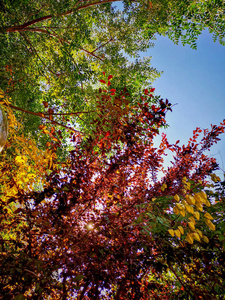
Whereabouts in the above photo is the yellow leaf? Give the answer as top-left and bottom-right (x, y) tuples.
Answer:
(205, 219), (215, 231)
(193, 211), (200, 220)
(185, 195), (195, 205)
(202, 235), (209, 243)
(174, 194), (180, 202)
(196, 229), (203, 238)
(194, 193), (205, 204)
(204, 212), (213, 220)
(185, 204), (194, 214)
(188, 221), (195, 231)
(173, 206), (179, 215)
(205, 199), (211, 207)
(193, 232), (201, 242)
(176, 203), (184, 210)
(161, 183), (167, 192)
(199, 191), (207, 200)
(188, 216), (196, 224)
(174, 229), (181, 238)
(178, 226), (184, 235)
(168, 229), (175, 237)
(15, 155), (26, 165)
(182, 176), (187, 183)
(196, 203), (203, 212)
(180, 210), (185, 217)
(186, 233), (194, 244)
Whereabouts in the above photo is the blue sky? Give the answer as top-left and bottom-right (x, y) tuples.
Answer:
(141, 31), (225, 176)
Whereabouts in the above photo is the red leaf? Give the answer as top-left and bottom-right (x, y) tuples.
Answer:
(111, 92), (115, 96)
(150, 88), (155, 92)
(110, 89), (116, 92)
(102, 72), (105, 76)
(105, 131), (110, 138)
(108, 81), (111, 86)
(108, 75), (113, 80)
(99, 79), (106, 84)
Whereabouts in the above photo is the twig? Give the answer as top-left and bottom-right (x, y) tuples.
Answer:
(24, 268), (39, 277)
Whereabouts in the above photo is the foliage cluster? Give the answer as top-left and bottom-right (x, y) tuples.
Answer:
(0, 1), (225, 299)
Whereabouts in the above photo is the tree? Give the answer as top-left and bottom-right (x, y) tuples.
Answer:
(0, 0), (224, 154)
(1, 1), (225, 299)
(1, 82), (224, 299)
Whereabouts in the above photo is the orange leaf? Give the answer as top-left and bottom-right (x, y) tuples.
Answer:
(51, 127), (55, 134)
(43, 101), (49, 108)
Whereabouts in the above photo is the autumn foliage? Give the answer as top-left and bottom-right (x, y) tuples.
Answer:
(1, 78), (225, 300)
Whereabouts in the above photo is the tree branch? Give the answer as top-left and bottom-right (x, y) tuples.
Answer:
(5, 0), (123, 33)
(91, 37), (114, 53)
(43, 111), (96, 116)
(2, 102), (83, 134)
(19, 32), (57, 76)
(21, 27), (104, 61)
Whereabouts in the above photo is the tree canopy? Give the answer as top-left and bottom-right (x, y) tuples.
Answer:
(0, 0), (224, 152)
(0, 1), (225, 299)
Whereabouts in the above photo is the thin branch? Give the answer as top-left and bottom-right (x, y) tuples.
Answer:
(2, 102), (83, 134)
(19, 32), (57, 76)
(80, 47), (104, 61)
(24, 269), (39, 277)
(45, 118), (83, 133)
(23, 27), (104, 61)
(91, 37), (114, 53)
(19, 27), (52, 34)
(24, 4), (49, 23)
(43, 111), (96, 116)
(5, 0), (123, 33)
